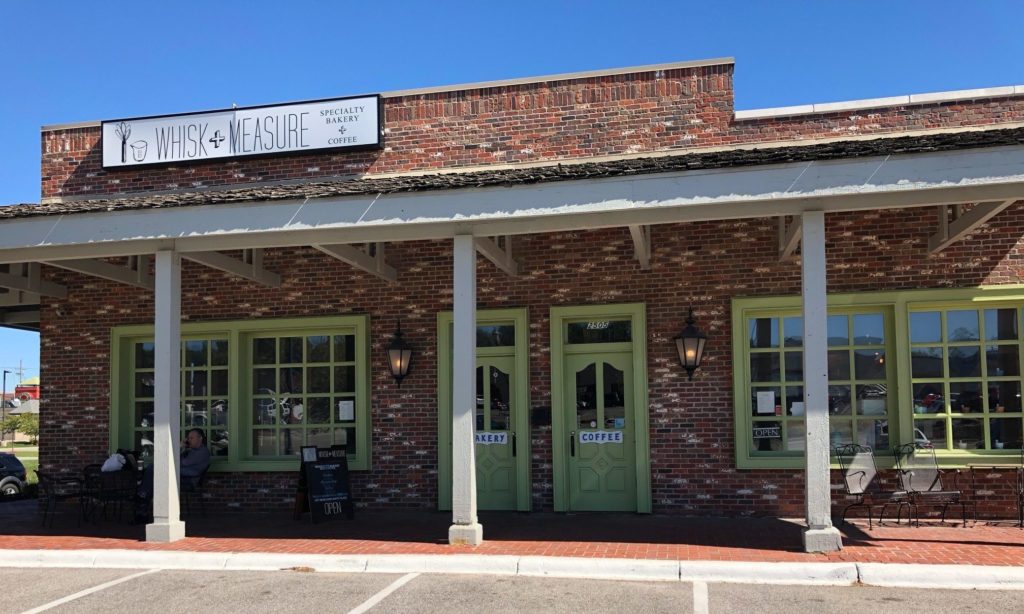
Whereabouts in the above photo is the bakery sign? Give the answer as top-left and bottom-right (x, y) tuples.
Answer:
(101, 94), (381, 168)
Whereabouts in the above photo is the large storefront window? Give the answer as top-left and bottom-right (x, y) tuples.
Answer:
(249, 332), (358, 457)
(131, 336), (230, 463)
(744, 309), (893, 457)
(910, 306), (1023, 451)
(113, 316), (370, 471)
(734, 289), (1024, 469)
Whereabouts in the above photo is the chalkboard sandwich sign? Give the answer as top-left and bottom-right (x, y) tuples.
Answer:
(296, 445), (354, 523)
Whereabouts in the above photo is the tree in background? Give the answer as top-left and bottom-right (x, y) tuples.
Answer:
(16, 414), (38, 445)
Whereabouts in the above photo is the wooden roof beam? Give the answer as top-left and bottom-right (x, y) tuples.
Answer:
(45, 255), (154, 290)
(475, 236), (519, 276)
(312, 242), (397, 282)
(928, 200), (1016, 254)
(628, 225), (651, 270)
(779, 216), (802, 262)
(183, 249), (281, 287)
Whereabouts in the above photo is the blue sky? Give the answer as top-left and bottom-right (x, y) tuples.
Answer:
(0, 0), (1022, 391)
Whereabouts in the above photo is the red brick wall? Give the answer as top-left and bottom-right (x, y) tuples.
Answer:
(38, 205), (1024, 517)
(41, 62), (1024, 202)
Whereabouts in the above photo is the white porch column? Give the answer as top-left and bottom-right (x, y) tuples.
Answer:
(801, 211), (843, 552)
(449, 235), (483, 545)
(146, 250), (185, 542)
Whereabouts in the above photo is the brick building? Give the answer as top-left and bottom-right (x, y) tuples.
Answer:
(2, 57), (1024, 551)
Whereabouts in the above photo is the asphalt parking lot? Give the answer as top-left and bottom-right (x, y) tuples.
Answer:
(3, 568), (1023, 614)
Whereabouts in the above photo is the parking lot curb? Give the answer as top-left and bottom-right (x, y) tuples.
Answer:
(1, 549), (1023, 589)
(856, 563), (1024, 590)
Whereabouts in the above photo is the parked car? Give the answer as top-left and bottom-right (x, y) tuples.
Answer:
(0, 453), (27, 496)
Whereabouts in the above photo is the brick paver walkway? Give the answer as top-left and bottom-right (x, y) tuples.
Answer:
(3, 500), (1023, 566)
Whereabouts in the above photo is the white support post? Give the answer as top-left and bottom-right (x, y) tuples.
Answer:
(147, 250), (185, 542)
(800, 211), (843, 553)
(449, 234), (483, 545)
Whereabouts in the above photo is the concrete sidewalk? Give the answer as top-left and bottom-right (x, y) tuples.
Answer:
(3, 499), (1024, 589)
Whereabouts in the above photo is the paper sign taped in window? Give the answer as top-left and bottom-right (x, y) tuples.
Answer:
(338, 400), (355, 421)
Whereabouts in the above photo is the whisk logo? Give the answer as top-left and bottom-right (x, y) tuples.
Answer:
(112, 122), (148, 164)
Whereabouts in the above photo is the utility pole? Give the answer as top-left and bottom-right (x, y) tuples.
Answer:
(1, 370), (9, 444)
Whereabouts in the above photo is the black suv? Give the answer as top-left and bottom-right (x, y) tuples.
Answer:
(0, 453), (27, 496)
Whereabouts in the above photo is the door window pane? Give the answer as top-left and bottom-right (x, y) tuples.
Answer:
(477, 325), (515, 347)
(566, 320), (631, 344)
(490, 366), (510, 430)
(575, 363), (597, 428)
(603, 363), (625, 428)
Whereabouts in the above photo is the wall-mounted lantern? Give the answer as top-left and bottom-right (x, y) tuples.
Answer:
(387, 320), (414, 387)
(674, 308), (707, 381)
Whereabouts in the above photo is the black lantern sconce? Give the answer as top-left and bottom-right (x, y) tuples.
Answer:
(674, 308), (707, 381)
(387, 320), (414, 387)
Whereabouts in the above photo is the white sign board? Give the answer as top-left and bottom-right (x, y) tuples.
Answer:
(475, 432), (508, 445)
(578, 430), (624, 444)
(102, 95), (381, 168)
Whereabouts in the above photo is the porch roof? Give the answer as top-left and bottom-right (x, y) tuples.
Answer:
(0, 125), (1022, 264)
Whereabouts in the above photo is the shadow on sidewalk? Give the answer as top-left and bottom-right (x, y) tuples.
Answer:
(1, 497), (809, 552)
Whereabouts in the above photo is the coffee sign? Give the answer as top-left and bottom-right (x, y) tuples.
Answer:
(101, 95), (381, 168)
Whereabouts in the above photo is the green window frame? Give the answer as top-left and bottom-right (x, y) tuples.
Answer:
(909, 303), (1024, 452)
(736, 302), (896, 468)
(111, 315), (371, 471)
(734, 286), (1024, 469)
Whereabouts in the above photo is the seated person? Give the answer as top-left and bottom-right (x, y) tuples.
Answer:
(139, 428), (211, 501)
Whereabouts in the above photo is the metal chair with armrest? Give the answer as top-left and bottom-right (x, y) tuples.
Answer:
(834, 443), (908, 528)
(893, 443), (974, 526)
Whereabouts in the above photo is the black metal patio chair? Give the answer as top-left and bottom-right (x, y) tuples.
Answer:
(833, 443), (908, 528)
(892, 443), (975, 526)
(34, 470), (84, 528)
(81, 462), (140, 523)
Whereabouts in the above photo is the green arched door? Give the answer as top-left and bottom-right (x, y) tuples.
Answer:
(565, 352), (636, 511)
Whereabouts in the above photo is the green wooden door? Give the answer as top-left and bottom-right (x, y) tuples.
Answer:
(564, 352), (636, 511)
(474, 356), (517, 510)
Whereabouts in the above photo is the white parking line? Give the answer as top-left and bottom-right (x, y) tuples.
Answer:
(347, 572), (419, 614)
(693, 580), (709, 614)
(20, 569), (161, 614)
